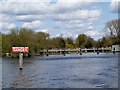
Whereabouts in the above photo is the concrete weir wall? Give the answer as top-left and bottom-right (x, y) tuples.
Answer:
(112, 45), (120, 52)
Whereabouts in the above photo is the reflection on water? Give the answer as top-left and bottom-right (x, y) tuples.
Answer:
(2, 53), (118, 88)
(11, 71), (32, 88)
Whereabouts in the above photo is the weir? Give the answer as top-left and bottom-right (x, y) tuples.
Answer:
(40, 48), (112, 55)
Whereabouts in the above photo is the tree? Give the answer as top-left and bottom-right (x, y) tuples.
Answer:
(66, 37), (74, 48)
(96, 39), (102, 48)
(3, 27), (107, 56)
(76, 34), (88, 48)
(85, 37), (94, 48)
(95, 36), (113, 48)
(18, 28), (35, 53)
(9, 28), (19, 47)
(2, 34), (12, 54)
(105, 19), (120, 44)
(35, 31), (49, 51)
(58, 37), (66, 49)
(0, 33), (1, 55)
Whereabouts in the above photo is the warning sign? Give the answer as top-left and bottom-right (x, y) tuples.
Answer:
(12, 47), (29, 53)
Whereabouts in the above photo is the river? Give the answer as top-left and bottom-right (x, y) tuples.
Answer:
(1, 53), (118, 88)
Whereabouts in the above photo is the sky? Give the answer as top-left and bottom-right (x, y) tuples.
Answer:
(0, 0), (119, 40)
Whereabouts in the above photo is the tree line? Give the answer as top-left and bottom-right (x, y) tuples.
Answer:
(1, 19), (119, 56)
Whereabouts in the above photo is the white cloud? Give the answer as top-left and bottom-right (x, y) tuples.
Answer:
(56, 1), (86, 11)
(1, 0), (99, 15)
(54, 20), (85, 30)
(85, 31), (97, 36)
(16, 15), (44, 22)
(0, 0), (114, 40)
(1, 2), (53, 15)
(0, 14), (13, 22)
(1, 0), (95, 15)
(22, 20), (44, 29)
(36, 29), (48, 33)
(85, 30), (104, 39)
(50, 33), (60, 38)
(110, 0), (120, 13)
(1, 0), (111, 2)
(2, 0), (50, 2)
(0, 23), (2, 30)
(87, 25), (94, 30)
(58, 0), (99, 3)
(87, 22), (92, 25)
(58, 0), (115, 3)
(52, 9), (102, 21)
(8, 23), (16, 29)
(1, 22), (16, 30)
(89, 9), (102, 18)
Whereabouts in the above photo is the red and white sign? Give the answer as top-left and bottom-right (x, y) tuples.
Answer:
(12, 47), (29, 53)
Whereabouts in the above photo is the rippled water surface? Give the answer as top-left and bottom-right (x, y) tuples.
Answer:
(0, 57), (2, 90)
(2, 53), (118, 88)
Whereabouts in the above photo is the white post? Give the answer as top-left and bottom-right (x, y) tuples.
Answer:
(19, 53), (23, 70)
(102, 47), (104, 53)
(85, 48), (87, 53)
(94, 48), (95, 53)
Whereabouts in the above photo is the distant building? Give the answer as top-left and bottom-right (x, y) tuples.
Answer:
(112, 45), (120, 52)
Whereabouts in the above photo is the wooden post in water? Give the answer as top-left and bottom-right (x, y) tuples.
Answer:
(63, 48), (66, 56)
(19, 53), (23, 70)
(80, 48), (82, 55)
(97, 48), (99, 54)
(85, 48), (87, 53)
(102, 47), (104, 53)
(46, 49), (49, 56)
(94, 48), (95, 53)
(113, 47), (115, 54)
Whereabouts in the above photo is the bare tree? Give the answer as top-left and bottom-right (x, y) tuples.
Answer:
(105, 19), (120, 44)
(106, 19), (119, 35)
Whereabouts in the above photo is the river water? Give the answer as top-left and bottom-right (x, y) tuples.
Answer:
(0, 57), (2, 90)
(1, 53), (118, 88)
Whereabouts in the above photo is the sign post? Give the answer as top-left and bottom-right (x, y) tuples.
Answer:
(19, 53), (23, 70)
(12, 47), (29, 70)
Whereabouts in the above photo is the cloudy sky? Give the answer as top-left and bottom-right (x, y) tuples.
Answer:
(0, 0), (119, 40)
